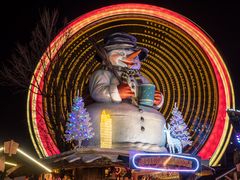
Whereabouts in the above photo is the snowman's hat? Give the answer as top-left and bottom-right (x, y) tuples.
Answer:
(95, 32), (149, 62)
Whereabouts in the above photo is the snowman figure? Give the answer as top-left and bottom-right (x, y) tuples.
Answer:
(86, 32), (166, 150)
(89, 32), (164, 108)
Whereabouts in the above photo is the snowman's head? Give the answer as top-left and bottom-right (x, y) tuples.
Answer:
(95, 32), (148, 69)
(107, 49), (141, 70)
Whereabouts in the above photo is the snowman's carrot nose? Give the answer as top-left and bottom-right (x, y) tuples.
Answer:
(126, 50), (141, 62)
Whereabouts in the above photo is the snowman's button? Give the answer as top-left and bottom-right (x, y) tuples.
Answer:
(139, 109), (143, 113)
(140, 117), (144, 122)
(141, 126), (145, 131)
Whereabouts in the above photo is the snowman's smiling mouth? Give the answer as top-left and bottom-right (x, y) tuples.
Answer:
(120, 60), (136, 66)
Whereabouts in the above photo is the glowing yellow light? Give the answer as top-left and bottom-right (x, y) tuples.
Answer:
(5, 161), (17, 167)
(17, 148), (52, 172)
(163, 156), (172, 166)
(100, 110), (112, 148)
(27, 89), (43, 158)
(0, 147), (3, 152)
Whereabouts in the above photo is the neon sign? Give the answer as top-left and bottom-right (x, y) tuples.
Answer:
(131, 153), (200, 172)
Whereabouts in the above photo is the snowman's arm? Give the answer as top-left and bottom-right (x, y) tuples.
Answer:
(89, 70), (122, 103)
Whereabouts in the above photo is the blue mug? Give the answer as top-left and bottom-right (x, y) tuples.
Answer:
(138, 84), (155, 106)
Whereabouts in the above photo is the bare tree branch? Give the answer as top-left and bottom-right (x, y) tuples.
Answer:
(0, 8), (64, 95)
(0, 8), (72, 152)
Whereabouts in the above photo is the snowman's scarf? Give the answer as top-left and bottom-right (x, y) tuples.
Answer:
(102, 65), (143, 106)
(102, 65), (143, 84)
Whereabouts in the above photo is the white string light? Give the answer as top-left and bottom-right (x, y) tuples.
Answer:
(17, 148), (52, 172)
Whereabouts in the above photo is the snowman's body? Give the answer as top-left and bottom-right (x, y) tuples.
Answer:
(86, 102), (166, 149)
(86, 32), (166, 150)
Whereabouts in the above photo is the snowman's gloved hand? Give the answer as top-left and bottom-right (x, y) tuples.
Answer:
(117, 83), (135, 99)
(154, 90), (164, 108)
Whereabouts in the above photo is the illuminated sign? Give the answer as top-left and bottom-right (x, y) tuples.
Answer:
(130, 153), (200, 172)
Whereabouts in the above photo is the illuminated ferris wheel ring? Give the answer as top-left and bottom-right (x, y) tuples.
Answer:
(27, 3), (234, 166)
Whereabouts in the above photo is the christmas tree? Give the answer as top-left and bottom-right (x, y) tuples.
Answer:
(65, 96), (94, 147)
(169, 103), (192, 148)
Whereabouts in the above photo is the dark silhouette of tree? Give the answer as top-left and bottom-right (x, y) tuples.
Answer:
(0, 8), (72, 153)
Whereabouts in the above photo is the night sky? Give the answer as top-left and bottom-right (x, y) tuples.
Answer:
(0, 0), (239, 157)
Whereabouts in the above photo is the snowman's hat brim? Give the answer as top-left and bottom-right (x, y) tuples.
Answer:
(95, 32), (149, 62)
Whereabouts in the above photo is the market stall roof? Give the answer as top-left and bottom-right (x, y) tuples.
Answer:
(43, 148), (130, 169)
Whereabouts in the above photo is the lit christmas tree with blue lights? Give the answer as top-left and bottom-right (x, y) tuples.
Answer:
(169, 103), (192, 148)
(65, 96), (94, 147)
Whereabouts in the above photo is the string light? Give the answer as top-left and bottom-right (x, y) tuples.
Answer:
(5, 161), (17, 167)
(17, 148), (52, 172)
